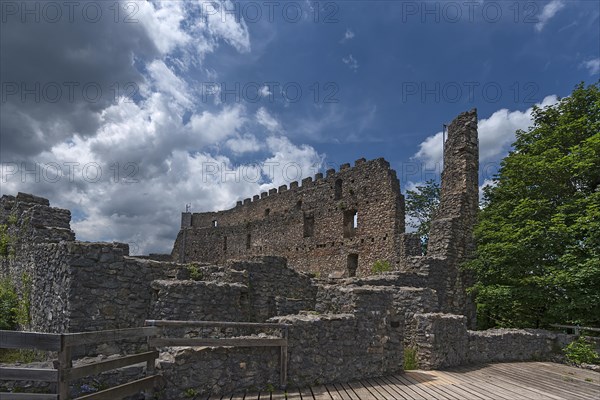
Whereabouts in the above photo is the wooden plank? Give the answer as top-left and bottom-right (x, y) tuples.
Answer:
(299, 387), (314, 399)
(496, 361), (600, 392)
(63, 327), (158, 347)
(335, 383), (361, 400)
(74, 375), (159, 400)
(398, 373), (467, 400)
(537, 361), (600, 383)
(310, 386), (332, 400)
(230, 392), (245, 400)
(0, 367), (57, 382)
(377, 376), (420, 400)
(357, 380), (390, 400)
(389, 374), (444, 400)
(145, 320), (289, 329)
(379, 376), (426, 400)
(324, 385), (344, 400)
(404, 371), (483, 400)
(486, 363), (597, 400)
(271, 390), (287, 399)
(366, 377), (403, 400)
(0, 331), (61, 351)
(0, 393), (58, 400)
(63, 351), (159, 381)
(346, 381), (384, 400)
(331, 383), (354, 400)
(284, 388), (303, 399)
(436, 368), (532, 400)
(149, 338), (287, 347)
(441, 367), (546, 400)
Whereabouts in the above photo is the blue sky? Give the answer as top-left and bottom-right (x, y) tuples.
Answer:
(1, 0), (598, 253)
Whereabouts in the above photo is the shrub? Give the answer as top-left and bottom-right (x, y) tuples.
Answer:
(0, 225), (10, 257)
(186, 264), (204, 281)
(371, 259), (391, 274)
(564, 337), (600, 365)
(0, 278), (18, 330)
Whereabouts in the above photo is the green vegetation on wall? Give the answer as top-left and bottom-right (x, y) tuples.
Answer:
(371, 259), (392, 274)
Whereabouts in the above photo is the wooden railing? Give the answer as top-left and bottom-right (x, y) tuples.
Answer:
(145, 320), (289, 388)
(550, 324), (600, 336)
(0, 327), (161, 400)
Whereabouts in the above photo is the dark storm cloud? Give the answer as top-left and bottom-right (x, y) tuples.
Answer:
(0, 1), (160, 159)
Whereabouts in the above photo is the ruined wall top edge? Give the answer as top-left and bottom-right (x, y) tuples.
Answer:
(185, 157), (397, 218)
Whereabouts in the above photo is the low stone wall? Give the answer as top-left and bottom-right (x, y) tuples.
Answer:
(150, 280), (250, 321)
(411, 313), (575, 369)
(272, 312), (402, 387)
(158, 346), (280, 397)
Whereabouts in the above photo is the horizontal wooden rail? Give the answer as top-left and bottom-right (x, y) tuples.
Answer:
(550, 324), (600, 333)
(63, 327), (159, 347)
(63, 351), (159, 381)
(0, 393), (58, 399)
(145, 320), (289, 329)
(0, 367), (57, 382)
(0, 331), (61, 351)
(74, 375), (160, 400)
(149, 337), (287, 347)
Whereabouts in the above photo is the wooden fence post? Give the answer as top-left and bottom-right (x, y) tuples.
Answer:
(280, 326), (288, 389)
(58, 334), (72, 400)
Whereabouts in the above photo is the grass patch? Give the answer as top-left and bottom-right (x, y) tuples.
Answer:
(404, 347), (418, 370)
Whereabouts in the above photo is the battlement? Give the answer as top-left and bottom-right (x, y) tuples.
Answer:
(227, 158), (385, 209)
(182, 157), (398, 231)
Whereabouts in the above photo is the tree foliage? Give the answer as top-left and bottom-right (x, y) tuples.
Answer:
(405, 179), (441, 253)
(465, 82), (600, 329)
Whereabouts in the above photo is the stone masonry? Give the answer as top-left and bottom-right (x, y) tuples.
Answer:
(172, 157), (417, 277)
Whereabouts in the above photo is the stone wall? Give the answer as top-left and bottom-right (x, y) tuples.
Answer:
(172, 158), (408, 277)
(157, 285), (404, 397)
(410, 313), (574, 370)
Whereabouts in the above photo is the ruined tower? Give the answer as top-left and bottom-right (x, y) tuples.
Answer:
(426, 108), (479, 325)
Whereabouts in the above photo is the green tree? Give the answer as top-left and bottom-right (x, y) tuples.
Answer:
(465, 82), (600, 329)
(405, 179), (441, 254)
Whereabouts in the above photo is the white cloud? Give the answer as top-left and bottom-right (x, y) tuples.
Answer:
(256, 107), (281, 132)
(188, 105), (247, 145)
(225, 134), (262, 154)
(342, 54), (359, 72)
(582, 58), (600, 75)
(341, 29), (355, 43)
(259, 85), (272, 97)
(535, 0), (566, 32)
(260, 136), (324, 188)
(414, 96), (560, 167)
(146, 60), (192, 108)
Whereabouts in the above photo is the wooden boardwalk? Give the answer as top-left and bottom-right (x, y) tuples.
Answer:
(213, 362), (600, 400)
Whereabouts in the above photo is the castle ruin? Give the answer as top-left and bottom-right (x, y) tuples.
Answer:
(1, 109), (575, 398)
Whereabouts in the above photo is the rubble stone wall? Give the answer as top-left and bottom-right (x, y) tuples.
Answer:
(411, 313), (574, 370)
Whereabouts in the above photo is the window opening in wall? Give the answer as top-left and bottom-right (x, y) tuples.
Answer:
(347, 254), (358, 277)
(212, 220), (218, 227)
(296, 200), (302, 210)
(246, 234), (251, 250)
(334, 179), (343, 200)
(265, 208), (270, 217)
(343, 209), (358, 238)
(303, 213), (315, 237)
